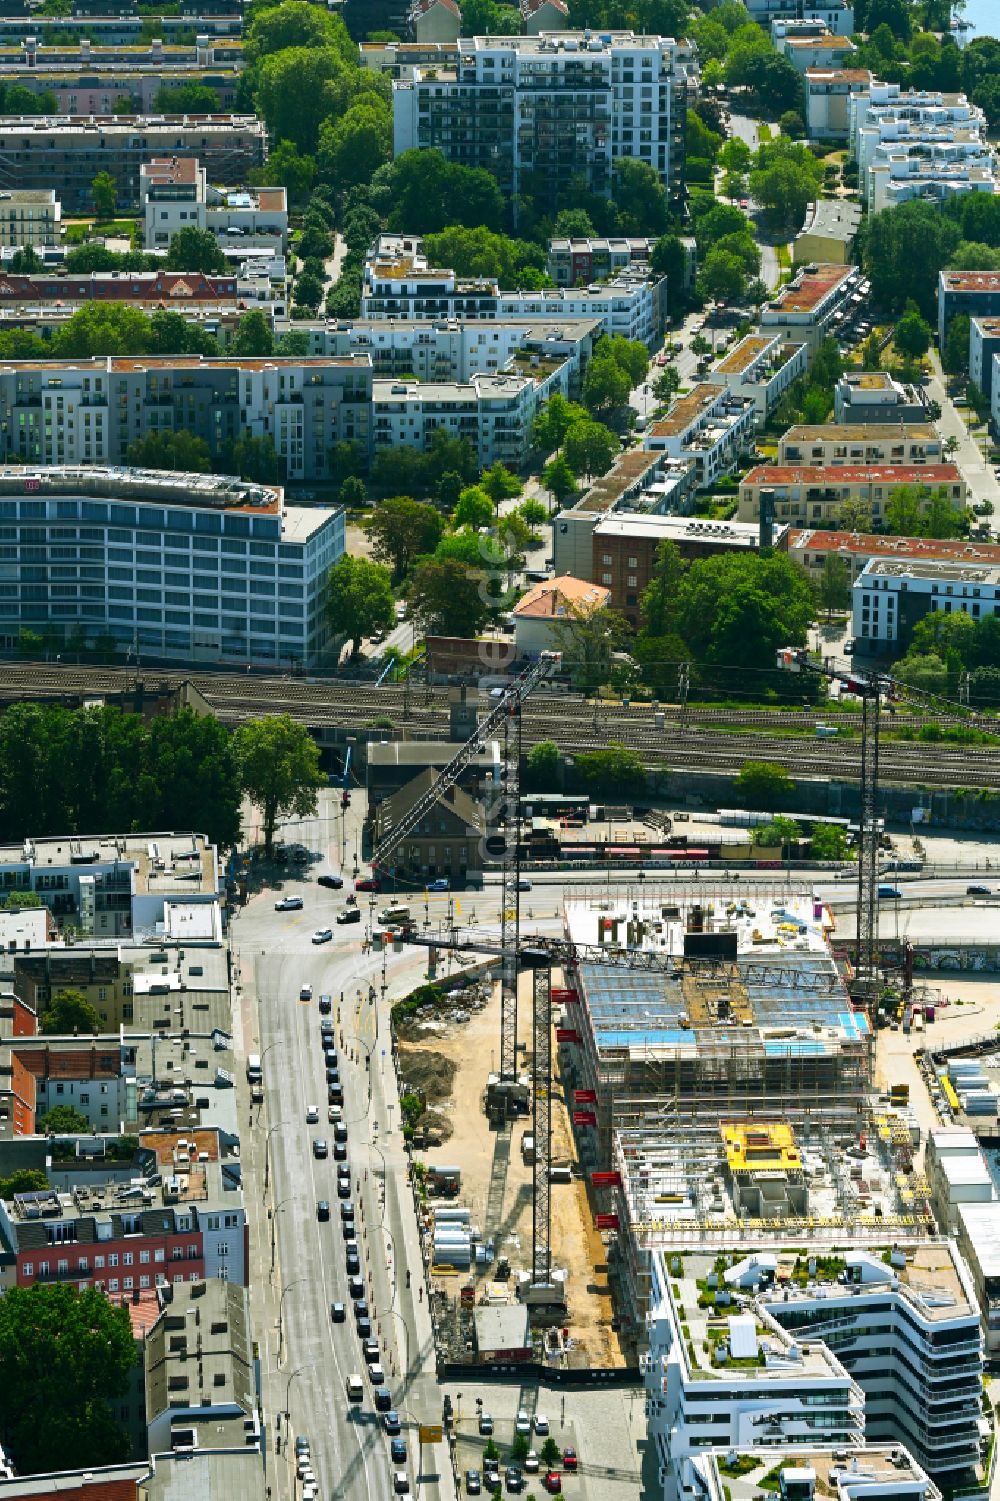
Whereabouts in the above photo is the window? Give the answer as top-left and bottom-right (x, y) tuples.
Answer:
(601, 554), (612, 565)
(627, 556), (638, 568)
(217, 1242), (229, 1257)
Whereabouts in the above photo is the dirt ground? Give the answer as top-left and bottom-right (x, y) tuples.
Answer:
(396, 969), (624, 1366)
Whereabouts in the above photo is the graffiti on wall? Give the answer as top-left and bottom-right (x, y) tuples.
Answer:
(911, 948), (999, 973)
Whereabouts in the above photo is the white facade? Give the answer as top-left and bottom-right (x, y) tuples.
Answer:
(748, 0), (854, 29)
(703, 333), (808, 418)
(644, 383), (756, 487)
(205, 184), (288, 252)
(758, 263), (865, 351)
(362, 235), (664, 345)
(392, 32), (694, 210)
(805, 68), (872, 139)
(849, 82), (996, 211)
(853, 557), (1000, 651)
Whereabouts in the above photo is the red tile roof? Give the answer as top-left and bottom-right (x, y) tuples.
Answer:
(787, 528), (1000, 563)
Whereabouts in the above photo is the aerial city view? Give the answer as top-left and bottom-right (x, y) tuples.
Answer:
(3, 0), (1000, 1498)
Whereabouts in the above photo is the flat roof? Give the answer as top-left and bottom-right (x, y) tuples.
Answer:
(744, 463), (961, 486)
(765, 263), (854, 315)
(568, 449), (664, 514)
(805, 66), (873, 82)
(860, 557), (1000, 584)
(940, 271), (1000, 293)
(957, 1200), (1000, 1279)
(714, 334), (774, 375)
(647, 382), (722, 438)
(799, 198), (863, 242)
(0, 464), (282, 516)
(782, 422), (938, 441)
(788, 528), (1000, 563)
(594, 513), (784, 549)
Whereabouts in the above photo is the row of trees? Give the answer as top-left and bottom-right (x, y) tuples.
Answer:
(0, 705), (325, 854)
(895, 609), (1000, 704)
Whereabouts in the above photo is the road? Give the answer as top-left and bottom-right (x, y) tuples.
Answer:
(728, 112), (781, 290)
(925, 349), (1000, 522)
(233, 789), (459, 1501)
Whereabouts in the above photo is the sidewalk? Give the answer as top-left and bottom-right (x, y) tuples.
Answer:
(926, 350), (1000, 520)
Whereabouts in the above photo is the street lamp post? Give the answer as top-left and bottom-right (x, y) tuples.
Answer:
(270, 1195), (294, 1272)
(278, 1277), (308, 1363)
(262, 1120), (284, 1199)
(284, 1360), (312, 1429)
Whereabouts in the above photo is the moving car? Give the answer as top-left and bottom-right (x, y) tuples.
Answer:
(384, 1410), (401, 1435)
(967, 884), (992, 896)
(390, 1439), (407, 1465)
(299, 984), (313, 1001)
(275, 896), (303, 911)
(337, 908), (362, 925)
(518, 877), (533, 891)
(312, 1139), (328, 1159)
(312, 928), (333, 944)
(465, 1472), (482, 1496)
(318, 874), (344, 889)
(363, 1339), (381, 1365)
(878, 884), (902, 899)
(393, 1474), (409, 1495)
(562, 1448), (578, 1472)
(319, 994), (333, 1013)
(305, 1105), (319, 1124)
(316, 1199), (330, 1221)
(331, 1301), (346, 1323)
(346, 1244), (361, 1275)
(427, 877), (450, 891)
(478, 1412), (494, 1436)
(356, 877), (380, 892)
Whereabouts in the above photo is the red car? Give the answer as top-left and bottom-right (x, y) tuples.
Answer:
(355, 877), (380, 892)
(544, 1476), (562, 1495)
(562, 1449), (578, 1472)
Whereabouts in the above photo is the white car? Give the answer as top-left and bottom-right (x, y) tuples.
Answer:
(533, 1414), (549, 1436)
(275, 895), (303, 911)
(300, 984), (313, 1001)
(525, 1451), (539, 1474)
(312, 928), (334, 944)
(515, 1410), (531, 1436)
(328, 1105), (343, 1123)
(306, 1105), (319, 1124)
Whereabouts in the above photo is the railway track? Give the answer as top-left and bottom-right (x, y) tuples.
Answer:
(0, 661), (995, 789)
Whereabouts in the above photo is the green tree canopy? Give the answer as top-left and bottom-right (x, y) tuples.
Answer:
(0, 1284), (136, 1472)
(563, 419), (619, 478)
(388, 149), (505, 234)
(246, 0), (354, 61)
(38, 1104), (92, 1134)
(480, 461), (522, 511)
(452, 485), (495, 531)
(612, 156), (669, 236)
(0, 1168), (48, 1199)
(229, 308), (274, 357)
(818, 553), (851, 616)
(525, 739), (560, 791)
(91, 170), (117, 219)
(326, 554), (395, 656)
(40, 990), (103, 1036)
(574, 742), (645, 796)
(234, 713), (325, 854)
(532, 393), (590, 455)
(409, 557), (491, 637)
(551, 605), (632, 697)
(542, 454), (578, 510)
(365, 497), (444, 582)
(884, 484), (967, 539)
(859, 200), (962, 317)
(125, 430), (212, 473)
(810, 822), (848, 861)
(733, 760), (794, 810)
(675, 553), (814, 682)
(893, 303), (933, 360)
(154, 80), (218, 113)
(641, 540), (686, 636)
(165, 226), (227, 275)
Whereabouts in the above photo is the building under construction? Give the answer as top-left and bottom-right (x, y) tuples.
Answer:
(556, 891), (881, 1339)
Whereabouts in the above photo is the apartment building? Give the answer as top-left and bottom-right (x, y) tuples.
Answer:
(0, 114), (266, 212)
(743, 0), (855, 27)
(0, 15), (243, 45)
(702, 332), (808, 418)
(738, 463), (965, 527)
(793, 198), (862, 266)
(758, 263), (866, 351)
(644, 382), (756, 487)
(778, 422), (944, 466)
(287, 314), (600, 394)
(546, 236), (655, 286)
(850, 82), (996, 212)
(0, 353), (368, 474)
(775, 26), (859, 75)
(0, 36), (243, 115)
(834, 370), (928, 424)
(593, 514), (789, 622)
(392, 32), (693, 212)
(853, 556), (1000, 652)
(551, 448), (694, 577)
(362, 234), (666, 344)
(0, 465), (345, 670)
(805, 68), (872, 139)
(141, 157), (287, 251)
(786, 528), (1000, 586)
(675, 1447), (939, 1501)
(13, 939), (229, 1032)
(939, 270), (1000, 353)
(0, 268), (251, 308)
(145, 1280), (260, 1461)
(968, 316), (1000, 403)
(0, 189), (60, 248)
(359, 39), (458, 80)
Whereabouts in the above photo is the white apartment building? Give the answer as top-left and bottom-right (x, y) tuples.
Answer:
(774, 21), (859, 74)
(285, 315), (600, 392)
(362, 234), (666, 345)
(853, 556), (1000, 652)
(805, 68), (872, 139)
(849, 83), (996, 210)
(141, 157), (288, 252)
(745, 0), (854, 30)
(644, 382), (756, 487)
(0, 466), (345, 670)
(759, 263), (866, 351)
(675, 1447), (939, 1501)
(0, 188), (61, 248)
(702, 332), (808, 418)
(392, 32), (694, 212)
(778, 422), (943, 466)
(372, 361), (569, 469)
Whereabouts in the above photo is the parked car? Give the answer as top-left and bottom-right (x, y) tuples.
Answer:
(312, 928), (333, 944)
(478, 1412), (494, 1436)
(318, 874), (344, 889)
(337, 908), (362, 925)
(275, 896), (303, 911)
(316, 1200), (330, 1221)
(356, 877), (380, 892)
(562, 1448), (578, 1471)
(465, 1472), (482, 1496)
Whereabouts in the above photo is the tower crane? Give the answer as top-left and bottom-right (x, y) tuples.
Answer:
(777, 648), (983, 1002)
(371, 651), (562, 1123)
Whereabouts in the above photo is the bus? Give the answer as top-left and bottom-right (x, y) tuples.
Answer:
(378, 904), (411, 925)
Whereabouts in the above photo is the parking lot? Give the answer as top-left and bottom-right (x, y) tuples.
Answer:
(443, 1381), (650, 1500)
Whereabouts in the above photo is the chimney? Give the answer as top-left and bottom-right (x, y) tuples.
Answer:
(759, 487), (775, 551)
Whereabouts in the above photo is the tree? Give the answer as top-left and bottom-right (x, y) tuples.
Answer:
(9, 244), (41, 274)
(53, 303), (153, 358)
(0, 1168), (47, 1199)
(91, 171), (117, 219)
(563, 420), (619, 479)
(649, 234), (688, 290)
(317, 100), (392, 191)
(222, 434), (283, 484)
(234, 714), (325, 855)
(409, 558), (491, 638)
(894, 651), (949, 695)
(388, 150), (505, 235)
(452, 486), (495, 531)
(553, 209), (596, 237)
(551, 605), (631, 697)
(340, 476), (367, 509)
(697, 246), (746, 302)
(518, 498), (548, 530)
(251, 140), (316, 205)
(256, 46), (350, 155)
(733, 760), (794, 810)
(884, 484), (966, 540)
(229, 308), (274, 357)
(1, 890), (43, 909)
(38, 1104), (92, 1133)
(837, 496), (875, 534)
(652, 366), (681, 403)
(365, 497), (444, 582)
(613, 157), (669, 236)
(574, 743), (645, 797)
(859, 201), (961, 317)
(818, 553), (850, 617)
(542, 454), (577, 511)
(675, 553), (814, 681)
(40, 990), (103, 1036)
(748, 157), (818, 235)
(154, 80), (218, 113)
(126, 430), (211, 473)
(246, 0), (353, 61)
(894, 303), (932, 360)
(0, 1284), (136, 1473)
(753, 816), (801, 853)
(525, 740), (561, 792)
(584, 353), (631, 413)
(480, 462), (522, 514)
(810, 822), (848, 861)
(641, 540), (685, 636)
(326, 554), (395, 656)
(532, 393), (590, 455)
